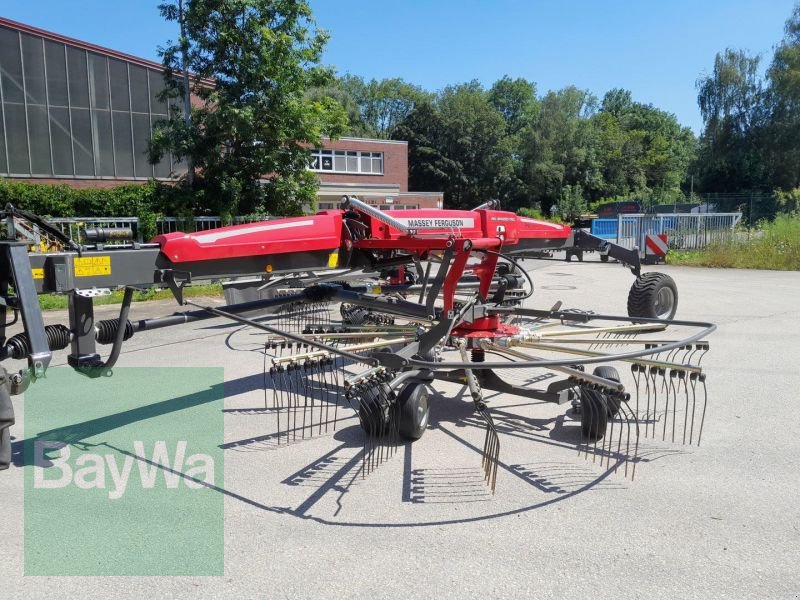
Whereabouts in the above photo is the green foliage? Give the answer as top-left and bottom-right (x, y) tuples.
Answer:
(695, 49), (766, 191)
(38, 283), (224, 311)
(327, 75), (431, 139)
(150, 0), (348, 216)
(516, 206), (543, 219)
(389, 74), (694, 213)
(775, 187), (800, 214)
(667, 214), (800, 271)
(394, 82), (516, 209)
(557, 184), (588, 219)
(0, 179), (197, 240)
(694, 5), (800, 200)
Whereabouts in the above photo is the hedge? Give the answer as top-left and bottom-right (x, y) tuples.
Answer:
(0, 179), (197, 240)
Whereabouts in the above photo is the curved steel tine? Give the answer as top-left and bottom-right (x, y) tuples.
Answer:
(305, 362), (314, 439)
(697, 374), (708, 445)
(375, 383), (385, 466)
(661, 370), (670, 441)
(669, 371), (678, 443)
(289, 364), (299, 442)
(680, 372), (689, 445)
(642, 359), (653, 430)
(696, 343), (709, 366)
(665, 344), (680, 363)
(315, 359), (324, 435)
(262, 342), (274, 411)
(582, 387), (595, 461)
(324, 358), (334, 434)
(604, 392), (615, 469)
(592, 390), (604, 464)
(576, 385), (587, 458)
(631, 364), (642, 419)
(479, 405), (500, 493)
(332, 357), (341, 430)
(612, 394), (626, 474)
(616, 399), (632, 476)
(689, 374), (699, 445)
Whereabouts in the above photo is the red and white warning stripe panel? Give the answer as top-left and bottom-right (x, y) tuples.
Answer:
(645, 233), (668, 257)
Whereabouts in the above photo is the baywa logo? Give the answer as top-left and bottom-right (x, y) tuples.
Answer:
(24, 367), (224, 576)
(33, 440), (216, 500)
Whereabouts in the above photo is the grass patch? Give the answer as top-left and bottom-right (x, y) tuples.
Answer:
(667, 214), (800, 271)
(38, 283), (224, 311)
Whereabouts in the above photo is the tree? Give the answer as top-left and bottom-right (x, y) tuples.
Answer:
(305, 84), (374, 138)
(695, 49), (766, 192)
(394, 82), (514, 209)
(488, 76), (538, 137)
(765, 5), (800, 190)
(392, 101), (459, 196)
(337, 75), (431, 139)
(149, 0), (348, 216)
(519, 86), (600, 212)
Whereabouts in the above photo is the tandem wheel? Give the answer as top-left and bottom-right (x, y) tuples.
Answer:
(579, 366), (621, 441)
(627, 272), (678, 320)
(398, 383), (430, 440)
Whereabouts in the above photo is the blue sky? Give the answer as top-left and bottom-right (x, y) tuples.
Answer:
(2, 0), (796, 132)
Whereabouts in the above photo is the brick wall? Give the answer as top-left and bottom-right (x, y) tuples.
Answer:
(316, 138), (408, 192)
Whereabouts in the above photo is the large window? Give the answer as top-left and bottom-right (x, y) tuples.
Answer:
(309, 149), (383, 175)
(0, 24), (181, 179)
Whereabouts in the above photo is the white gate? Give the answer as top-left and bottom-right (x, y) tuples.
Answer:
(615, 213), (742, 251)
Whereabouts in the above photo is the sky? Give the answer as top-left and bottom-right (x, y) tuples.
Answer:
(2, 0), (797, 133)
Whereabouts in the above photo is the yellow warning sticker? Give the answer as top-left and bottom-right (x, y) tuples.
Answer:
(370, 285), (382, 294)
(327, 251), (339, 268)
(31, 268), (44, 280)
(74, 256), (111, 277)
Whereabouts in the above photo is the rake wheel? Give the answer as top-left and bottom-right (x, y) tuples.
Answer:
(580, 386), (609, 441)
(593, 365), (622, 416)
(357, 383), (393, 435)
(627, 272), (678, 320)
(397, 383), (430, 440)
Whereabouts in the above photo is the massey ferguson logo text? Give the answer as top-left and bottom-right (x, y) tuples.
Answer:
(397, 217), (474, 229)
(33, 440), (215, 500)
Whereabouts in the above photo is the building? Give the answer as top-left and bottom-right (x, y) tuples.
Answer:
(0, 17), (442, 210)
(312, 137), (441, 210)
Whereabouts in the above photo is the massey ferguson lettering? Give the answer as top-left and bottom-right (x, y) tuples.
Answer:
(397, 218), (475, 229)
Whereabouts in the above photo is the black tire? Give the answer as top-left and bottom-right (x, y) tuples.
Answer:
(593, 366), (622, 417)
(397, 383), (430, 440)
(357, 383), (392, 435)
(580, 387), (608, 441)
(600, 253), (609, 263)
(627, 272), (678, 320)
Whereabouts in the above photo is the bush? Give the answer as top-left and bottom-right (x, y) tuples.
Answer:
(0, 179), (197, 240)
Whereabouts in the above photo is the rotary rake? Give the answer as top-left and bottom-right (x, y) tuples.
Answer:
(0, 198), (715, 495)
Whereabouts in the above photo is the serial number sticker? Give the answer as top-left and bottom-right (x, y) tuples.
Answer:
(74, 256), (111, 277)
(31, 268), (44, 280)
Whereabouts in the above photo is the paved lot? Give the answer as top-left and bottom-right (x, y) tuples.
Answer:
(2, 259), (799, 598)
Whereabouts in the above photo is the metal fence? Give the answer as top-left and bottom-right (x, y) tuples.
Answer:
(595, 213), (743, 251)
(155, 215), (273, 235)
(9, 215), (276, 250)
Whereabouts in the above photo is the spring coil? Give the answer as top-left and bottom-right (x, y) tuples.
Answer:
(95, 319), (135, 345)
(4, 324), (72, 359)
